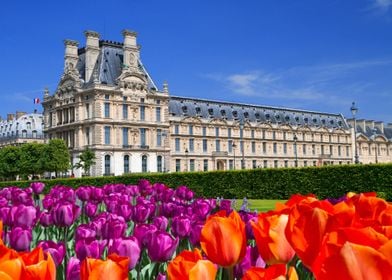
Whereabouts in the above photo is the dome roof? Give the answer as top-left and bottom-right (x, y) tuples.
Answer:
(0, 113), (44, 139)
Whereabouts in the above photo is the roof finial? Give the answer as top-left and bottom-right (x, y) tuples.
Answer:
(163, 81), (169, 94)
(44, 87), (50, 98)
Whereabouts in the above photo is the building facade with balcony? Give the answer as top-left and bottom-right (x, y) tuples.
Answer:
(0, 112), (44, 148)
(42, 30), (354, 177)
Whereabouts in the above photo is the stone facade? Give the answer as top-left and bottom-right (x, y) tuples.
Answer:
(41, 30), (369, 177)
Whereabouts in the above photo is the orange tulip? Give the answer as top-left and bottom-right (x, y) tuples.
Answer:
(20, 247), (56, 280)
(251, 212), (295, 264)
(167, 248), (217, 280)
(242, 264), (287, 280)
(81, 253), (129, 280)
(312, 228), (392, 280)
(0, 257), (25, 280)
(285, 199), (333, 269)
(200, 210), (246, 267)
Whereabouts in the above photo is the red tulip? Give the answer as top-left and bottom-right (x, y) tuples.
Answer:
(242, 264), (296, 280)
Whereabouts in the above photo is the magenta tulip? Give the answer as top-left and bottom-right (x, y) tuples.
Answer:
(10, 204), (38, 228)
(85, 202), (98, 218)
(171, 215), (191, 238)
(153, 216), (168, 231)
(9, 227), (32, 251)
(75, 238), (106, 261)
(52, 202), (81, 227)
(108, 237), (141, 270)
(75, 224), (96, 241)
(147, 231), (179, 262)
(133, 223), (157, 248)
(38, 240), (66, 266)
(39, 211), (53, 227)
(66, 257), (81, 280)
(30, 182), (45, 194)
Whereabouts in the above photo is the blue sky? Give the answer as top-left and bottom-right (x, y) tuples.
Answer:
(1, 0), (392, 122)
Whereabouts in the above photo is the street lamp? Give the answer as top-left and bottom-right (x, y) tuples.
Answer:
(232, 141), (236, 170)
(240, 119), (245, 169)
(350, 102), (359, 164)
(293, 133), (298, 167)
(372, 128), (378, 164)
(185, 148), (189, 171)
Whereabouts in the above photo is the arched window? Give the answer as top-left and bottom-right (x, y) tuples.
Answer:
(157, 155), (162, 172)
(142, 155), (148, 173)
(32, 130), (37, 138)
(104, 155), (111, 175)
(124, 155), (130, 174)
(22, 130), (27, 138)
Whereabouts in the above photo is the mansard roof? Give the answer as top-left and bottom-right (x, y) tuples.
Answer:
(169, 96), (349, 130)
(0, 113), (44, 140)
(76, 40), (157, 90)
(347, 119), (392, 141)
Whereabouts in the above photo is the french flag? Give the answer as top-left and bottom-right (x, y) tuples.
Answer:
(33, 98), (40, 104)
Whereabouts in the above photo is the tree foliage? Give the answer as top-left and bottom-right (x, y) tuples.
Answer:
(74, 148), (96, 176)
(41, 139), (70, 173)
(0, 146), (22, 180)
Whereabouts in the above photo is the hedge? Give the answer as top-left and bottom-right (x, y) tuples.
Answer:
(0, 164), (392, 200)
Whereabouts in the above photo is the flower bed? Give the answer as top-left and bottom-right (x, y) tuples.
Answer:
(0, 180), (391, 279)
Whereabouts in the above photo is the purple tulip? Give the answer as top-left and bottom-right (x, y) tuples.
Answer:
(101, 214), (126, 240)
(75, 224), (96, 241)
(125, 185), (140, 197)
(76, 186), (91, 201)
(147, 231), (179, 262)
(52, 203), (81, 227)
(192, 199), (212, 220)
(175, 186), (188, 200)
(162, 188), (175, 202)
(220, 199), (232, 212)
(152, 216), (168, 231)
(30, 182), (45, 194)
(138, 179), (153, 196)
(118, 204), (133, 222)
(66, 257), (81, 280)
(133, 203), (153, 224)
(108, 237), (141, 270)
(85, 202), (98, 218)
(133, 223), (157, 248)
(10, 205), (38, 228)
(189, 221), (205, 246)
(11, 190), (33, 205)
(91, 188), (104, 202)
(38, 241), (66, 266)
(39, 211), (53, 227)
(75, 238), (106, 261)
(9, 227), (32, 251)
(0, 197), (8, 208)
(0, 206), (11, 226)
(185, 189), (194, 201)
(171, 215), (191, 238)
(42, 196), (55, 210)
(157, 273), (167, 280)
(161, 202), (176, 218)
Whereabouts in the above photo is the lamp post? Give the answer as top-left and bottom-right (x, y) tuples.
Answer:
(232, 141), (236, 170)
(185, 148), (189, 172)
(373, 128), (378, 164)
(240, 119), (245, 169)
(293, 133), (298, 167)
(350, 102), (359, 164)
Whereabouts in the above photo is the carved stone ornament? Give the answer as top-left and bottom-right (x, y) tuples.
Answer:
(116, 71), (148, 92)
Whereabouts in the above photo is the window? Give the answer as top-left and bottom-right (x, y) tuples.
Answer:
(203, 139), (208, 152)
(272, 131), (276, 140)
(176, 159), (181, 172)
(338, 146), (341, 156)
(252, 160), (257, 169)
(202, 126), (207, 136)
(104, 155), (111, 175)
(156, 107), (161, 122)
(123, 104), (128, 119)
(228, 128), (232, 138)
(140, 128), (146, 146)
(274, 160), (278, 168)
(140, 106), (145, 121)
(346, 146), (350, 157)
(26, 122), (31, 129)
(190, 159), (195, 171)
(85, 104), (90, 119)
(263, 142), (267, 154)
(215, 127), (219, 137)
(189, 125), (193, 135)
(175, 138), (180, 152)
(228, 140), (233, 153)
(263, 160), (268, 168)
(251, 130), (255, 139)
(124, 155), (130, 174)
(330, 145), (333, 155)
(283, 143), (287, 154)
(273, 143), (277, 154)
(303, 144), (306, 155)
(329, 135), (332, 143)
(157, 156), (162, 172)
(321, 145), (324, 155)
(216, 139), (220, 152)
(104, 126), (111, 145)
(123, 128), (128, 146)
(105, 94), (109, 100)
(284, 160), (288, 168)
(142, 155), (148, 172)
(157, 129), (162, 147)
(85, 127), (90, 145)
(304, 161), (308, 167)
(252, 141), (256, 153)
(175, 125), (179, 134)
(189, 138), (194, 152)
(262, 130), (266, 139)
(104, 103), (110, 118)
(203, 159), (208, 171)
(283, 132), (287, 140)
(312, 144), (316, 155)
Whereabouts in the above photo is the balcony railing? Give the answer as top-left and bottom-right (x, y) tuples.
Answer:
(0, 133), (44, 143)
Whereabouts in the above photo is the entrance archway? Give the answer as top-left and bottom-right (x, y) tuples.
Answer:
(216, 160), (225, 171)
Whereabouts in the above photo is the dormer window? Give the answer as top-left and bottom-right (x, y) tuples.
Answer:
(195, 106), (201, 115)
(208, 108), (214, 116)
(255, 112), (260, 119)
(285, 115), (290, 121)
(232, 110), (238, 118)
(243, 112), (249, 119)
(304, 117), (309, 123)
(182, 105), (188, 114)
(265, 113), (270, 120)
(220, 109), (226, 117)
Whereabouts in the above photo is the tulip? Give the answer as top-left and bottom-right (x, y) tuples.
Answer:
(157, 273), (167, 280)
(133, 203), (153, 224)
(242, 264), (293, 280)
(0, 206), (11, 227)
(147, 231), (179, 262)
(200, 210), (247, 267)
(108, 237), (141, 270)
(252, 212), (295, 264)
(52, 203), (81, 227)
(153, 216), (169, 231)
(39, 211), (53, 227)
(37, 241), (66, 266)
(81, 253), (129, 280)
(30, 182), (45, 194)
(9, 227), (32, 252)
(133, 224), (157, 248)
(189, 221), (205, 247)
(138, 179), (153, 196)
(85, 202), (98, 218)
(234, 246), (266, 279)
(0, 256), (25, 279)
(20, 247), (56, 280)
(91, 188), (104, 202)
(118, 204), (133, 222)
(168, 248), (217, 280)
(75, 224), (97, 241)
(10, 205), (38, 228)
(192, 200), (212, 220)
(171, 215), (191, 238)
(66, 257), (80, 280)
(76, 186), (91, 201)
(75, 238), (106, 261)
(101, 214), (126, 240)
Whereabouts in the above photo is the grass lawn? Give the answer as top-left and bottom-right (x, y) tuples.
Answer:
(234, 199), (286, 212)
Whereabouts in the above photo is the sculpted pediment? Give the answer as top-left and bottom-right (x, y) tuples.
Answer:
(117, 71), (148, 92)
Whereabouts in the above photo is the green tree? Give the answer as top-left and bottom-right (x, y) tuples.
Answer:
(19, 143), (46, 178)
(0, 146), (22, 180)
(74, 148), (96, 176)
(41, 139), (70, 175)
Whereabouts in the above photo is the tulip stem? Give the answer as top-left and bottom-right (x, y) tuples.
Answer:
(226, 266), (234, 280)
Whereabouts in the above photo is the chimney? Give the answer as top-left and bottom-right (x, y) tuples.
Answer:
(84, 30), (100, 82)
(374, 121), (384, 134)
(16, 111), (26, 119)
(7, 114), (15, 121)
(64, 39), (79, 72)
(365, 120), (375, 131)
(356, 119), (366, 132)
(122, 29), (139, 71)
(387, 123), (392, 129)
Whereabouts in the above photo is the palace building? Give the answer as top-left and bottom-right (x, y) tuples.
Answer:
(40, 30), (389, 177)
